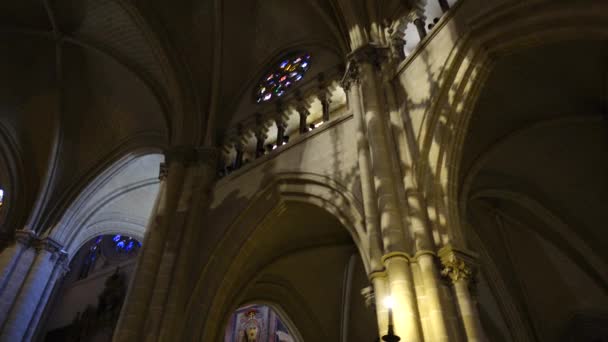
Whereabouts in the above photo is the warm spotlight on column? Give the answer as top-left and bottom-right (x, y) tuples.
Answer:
(382, 296), (401, 342)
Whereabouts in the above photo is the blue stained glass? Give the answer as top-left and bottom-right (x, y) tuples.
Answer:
(255, 52), (311, 103)
(112, 234), (142, 254)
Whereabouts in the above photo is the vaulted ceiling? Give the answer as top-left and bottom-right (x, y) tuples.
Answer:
(0, 0), (410, 233)
(460, 39), (608, 340)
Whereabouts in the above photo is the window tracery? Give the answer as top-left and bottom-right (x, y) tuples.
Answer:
(256, 53), (311, 103)
(78, 234), (142, 280)
(112, 234), (142, 254)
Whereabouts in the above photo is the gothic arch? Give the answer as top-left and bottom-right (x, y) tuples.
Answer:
(416, 0), (608, 245)
(469, 188), (608, 293)
(226, 296), (309, 342)
(186, 172), (373, 341)
(48, 151), (163, 256)
(0, 122), (30, 235)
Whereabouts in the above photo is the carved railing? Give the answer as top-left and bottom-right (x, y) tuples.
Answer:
(388, 0), (457, 61)
(218, 69), (346, 178)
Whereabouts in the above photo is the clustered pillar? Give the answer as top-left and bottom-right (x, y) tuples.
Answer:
(0, 230), (68, 341)
(344, 39), (486, 341)
(113, 146), (217, 342)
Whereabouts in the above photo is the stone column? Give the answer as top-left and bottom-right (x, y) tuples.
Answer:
(0, 230), (36, 324)
(354, 46), (408, 254)
(439, 246), (486, 342)
(0, 236), (67, 341)
(416, 251), (450, 341)
(147, 148), (217, 341)
(254, 114), (268, 158)
(274, 113), (288, 146)
(318, 89), (332, 123)
(232, 125), (245, 169)
(342, 69), (383, 274)
(296, 102), (310, 134)
(414, 17), (427, 39)
(233, 141), (244, 169)
(383, 253), (421, 341)
(23, 245), (68, 341)
(113, 146), (189, 342)
(369, 273), (389, 338)
(346, 44), (422, 341)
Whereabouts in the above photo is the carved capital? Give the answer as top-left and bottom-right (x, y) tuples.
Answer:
(348, 43), (390, 70)
(361, 286), (376, 309)
(295, 103), (310, 118)
(15, 229), (36, 247)
(38, 236), (63, 254)
(439, 245), (477, 283)
(340, 60), (361, 91)
(387, 28), (407, 60)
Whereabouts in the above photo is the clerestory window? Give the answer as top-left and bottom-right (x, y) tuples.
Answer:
(255, 53), (311, 103)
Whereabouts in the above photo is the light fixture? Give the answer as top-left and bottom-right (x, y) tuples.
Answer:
(382, 296), (401, 342)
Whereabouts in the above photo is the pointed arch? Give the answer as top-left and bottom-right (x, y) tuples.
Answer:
(412, 0), (608, 245)
(184, 172), (374, 341)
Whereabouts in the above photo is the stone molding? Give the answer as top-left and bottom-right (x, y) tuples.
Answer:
(348, 43), (390, 69)
(15, 229), (37, 247)
(361, 285), (375, 308)
(342, 43), (392, 91)
(10, 230), (68, 263)
(340, 60), (360, 91)
(381, 251), (412, 264)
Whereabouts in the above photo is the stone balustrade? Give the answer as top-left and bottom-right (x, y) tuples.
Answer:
(219, 73), (345, 177)
(388, 0), (458, 62)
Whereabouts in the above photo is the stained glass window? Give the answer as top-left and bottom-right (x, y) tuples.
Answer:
(256, 53), (312, 103)
(112, 234), (142, 254)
